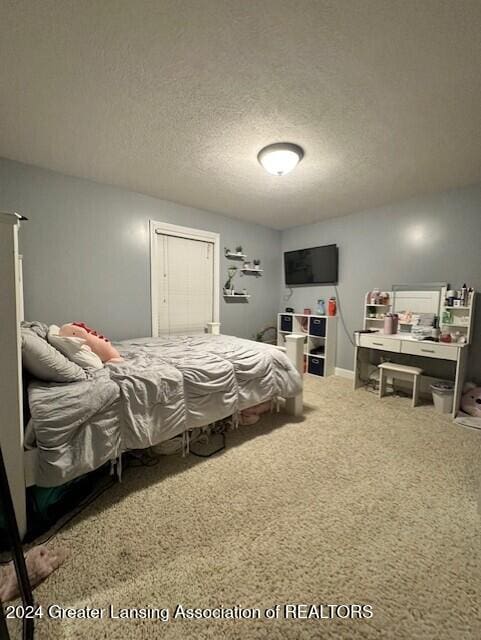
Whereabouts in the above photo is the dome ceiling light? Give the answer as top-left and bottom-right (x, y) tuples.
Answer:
(257, 142), (304, 176)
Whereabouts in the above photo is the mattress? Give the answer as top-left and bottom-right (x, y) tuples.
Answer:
(27, 334), (302, 486)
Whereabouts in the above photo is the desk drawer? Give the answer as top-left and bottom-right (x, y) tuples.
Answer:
(401, 341), (458, 361)
(359, 335), (401, 352)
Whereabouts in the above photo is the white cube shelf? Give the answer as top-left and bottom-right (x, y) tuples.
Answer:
(277, 313), (337, 377)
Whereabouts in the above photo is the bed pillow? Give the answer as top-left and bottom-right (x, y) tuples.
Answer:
(47, 325), (104, 370)
(21, 320), (49, 340)
(21, 329), (87, 382)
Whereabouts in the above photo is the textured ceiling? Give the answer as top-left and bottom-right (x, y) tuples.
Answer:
(1, 1), (481, 229)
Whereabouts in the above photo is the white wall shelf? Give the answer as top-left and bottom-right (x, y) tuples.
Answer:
(225, 250), (247, 260)
(240, 268), (263, 275)
(223, 293), (250, 299)
(277, 312), (337, 378)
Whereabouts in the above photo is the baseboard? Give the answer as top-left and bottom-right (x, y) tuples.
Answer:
(335, 367), (354, 379)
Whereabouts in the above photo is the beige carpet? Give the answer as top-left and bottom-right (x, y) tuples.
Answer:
(7, 377), (481, 639)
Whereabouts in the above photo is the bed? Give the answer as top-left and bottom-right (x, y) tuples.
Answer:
(26, 329), (303, 487)
(0, 212), (304, 538)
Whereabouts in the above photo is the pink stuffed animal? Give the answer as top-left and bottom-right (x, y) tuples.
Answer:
(239, 401), (272, 425)
(461, 383), (481, 418)
(59, 322), (122, 363)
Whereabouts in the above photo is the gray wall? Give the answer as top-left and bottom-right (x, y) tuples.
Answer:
(2, 156), (481, 380)
(280, 185), (481, 380)
(0, 158), (281, 341)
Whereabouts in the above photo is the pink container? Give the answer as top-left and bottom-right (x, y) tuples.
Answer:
(383, 315), (394, 334)
(383, 314), (399, 335)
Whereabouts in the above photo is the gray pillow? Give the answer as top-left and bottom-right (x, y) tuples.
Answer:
(21, 320), (49, 340)
(21, 329), (87, 382)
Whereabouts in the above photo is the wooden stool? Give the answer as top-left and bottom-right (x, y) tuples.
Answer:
(378, 362), (423, 407)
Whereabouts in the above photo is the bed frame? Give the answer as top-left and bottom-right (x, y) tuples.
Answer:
(0, 213), (304, 539)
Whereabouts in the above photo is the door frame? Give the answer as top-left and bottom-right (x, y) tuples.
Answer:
(150, 220), (220, 337)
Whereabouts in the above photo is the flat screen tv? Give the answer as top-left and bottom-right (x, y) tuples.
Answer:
(284, 244), (338, 285)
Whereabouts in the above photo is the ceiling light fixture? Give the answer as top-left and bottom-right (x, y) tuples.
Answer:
(257, 142), (304, 176)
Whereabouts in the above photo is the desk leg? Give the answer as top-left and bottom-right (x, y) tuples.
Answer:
(354, 346), (362, 390)
(453, 349), (468, 418)
(354, 346), (371, 390)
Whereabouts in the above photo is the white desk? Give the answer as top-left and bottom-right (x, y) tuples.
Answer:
(354, 332), (468, 417)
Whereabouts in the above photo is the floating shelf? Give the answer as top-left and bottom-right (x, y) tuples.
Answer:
(223, 293), (250, 299)
(279, 312), (329, 318)
(225, 251), (247, 260)
(240, 268), (263, 275)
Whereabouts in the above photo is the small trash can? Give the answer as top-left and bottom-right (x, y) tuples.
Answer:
(430, 382), (454, 414)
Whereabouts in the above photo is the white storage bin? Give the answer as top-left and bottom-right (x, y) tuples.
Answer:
(431, 382), (454, 414)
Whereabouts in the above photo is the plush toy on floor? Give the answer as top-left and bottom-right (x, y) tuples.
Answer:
(239, 401), (272, 425)
(460, 382), (481, 417)
(59, 322), (122, 363)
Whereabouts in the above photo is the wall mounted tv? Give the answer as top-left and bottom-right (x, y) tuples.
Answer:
(284, 244), (338, 285)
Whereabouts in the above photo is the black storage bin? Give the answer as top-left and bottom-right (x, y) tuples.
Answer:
(309, 316), (326, 337)
(280, 314), (293, 332)
(308, 356), (324, 376)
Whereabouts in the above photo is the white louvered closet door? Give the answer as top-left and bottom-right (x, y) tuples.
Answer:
(156, 233), (214, 335)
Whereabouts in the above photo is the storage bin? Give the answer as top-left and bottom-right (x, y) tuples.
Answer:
(431, 382), (454, 414)
(280, 314), (293, 332)
(308, 356), (324, 376)
(309, 316), (326, 337)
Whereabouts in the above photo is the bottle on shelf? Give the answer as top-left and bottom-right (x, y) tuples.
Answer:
(370, 289), (380, 304)
(442, 309), (452, 324)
